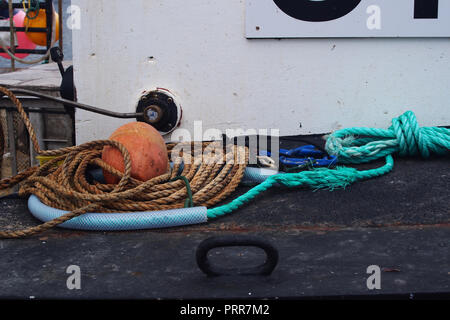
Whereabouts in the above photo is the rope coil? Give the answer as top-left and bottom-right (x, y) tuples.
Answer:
(0, 87), (248, 238)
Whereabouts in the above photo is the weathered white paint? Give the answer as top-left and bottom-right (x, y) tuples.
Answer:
(72, 0), (450, 143)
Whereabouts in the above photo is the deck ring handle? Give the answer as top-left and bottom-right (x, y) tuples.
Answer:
(196, 235), (279, 277)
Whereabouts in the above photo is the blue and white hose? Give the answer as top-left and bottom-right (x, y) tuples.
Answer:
(27, 167), (279, 231)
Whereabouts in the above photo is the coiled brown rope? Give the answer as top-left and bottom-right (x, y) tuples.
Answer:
(0, 87), (249, 239)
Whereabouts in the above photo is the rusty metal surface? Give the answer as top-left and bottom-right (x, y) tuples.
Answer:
(0, 136), (448, 298)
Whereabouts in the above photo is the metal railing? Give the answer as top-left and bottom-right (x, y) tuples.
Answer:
(0, 0), (63, 70)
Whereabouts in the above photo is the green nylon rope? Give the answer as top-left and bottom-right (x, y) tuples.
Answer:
(325, 111), (450, 163)
(207, 111), (450, 219)
(23, 0), (40, 20)
(170, 176), (194, 208)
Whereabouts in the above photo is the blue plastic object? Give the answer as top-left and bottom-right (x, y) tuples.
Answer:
(260, 145), (337, 168)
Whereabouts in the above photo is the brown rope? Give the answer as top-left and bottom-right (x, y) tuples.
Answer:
(0, 87), (248, 239)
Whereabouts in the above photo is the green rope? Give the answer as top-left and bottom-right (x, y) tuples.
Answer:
(207, 111), (449, 219)
(170, 176), (194, 208)
(23, 0), (40, 20)
(325, 111), (450, 163)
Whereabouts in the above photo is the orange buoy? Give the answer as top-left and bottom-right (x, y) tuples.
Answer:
(24, 9), (59, 46)
(101, 122), (169, 184)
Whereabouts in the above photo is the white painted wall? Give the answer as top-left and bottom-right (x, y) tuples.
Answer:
(72, 0), (450, 143)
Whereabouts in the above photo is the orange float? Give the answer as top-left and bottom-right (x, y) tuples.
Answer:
(102, 122), (169, 184)
(24, 9), (59, 46)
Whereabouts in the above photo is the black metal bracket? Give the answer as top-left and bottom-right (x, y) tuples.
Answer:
(1, 88), (143, 119)
(50, 46), (76, 144)
(136, 90), (180, 134)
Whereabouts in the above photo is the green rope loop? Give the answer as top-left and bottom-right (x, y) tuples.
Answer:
(23, 0), (40, 20)
(207, 111), (449, 219)
(170, 176), (194, 208)
(325, 111), (450, 164)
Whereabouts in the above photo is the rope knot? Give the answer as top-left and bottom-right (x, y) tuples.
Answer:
(390, 111), (428, 158)
(326, 111), (450, 164)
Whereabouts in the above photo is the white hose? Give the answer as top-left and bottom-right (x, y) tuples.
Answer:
(27, 167), (279, 231)
(28, 195), (209, 231)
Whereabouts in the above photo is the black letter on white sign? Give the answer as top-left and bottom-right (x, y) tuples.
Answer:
(273, 0), (362, 22)
(414, 0), (438, 19)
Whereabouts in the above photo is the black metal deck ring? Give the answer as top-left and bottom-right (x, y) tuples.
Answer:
(196, 235), (279, 277)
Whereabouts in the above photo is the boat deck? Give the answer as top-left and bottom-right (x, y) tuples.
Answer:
(0, 136), (449, 299)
